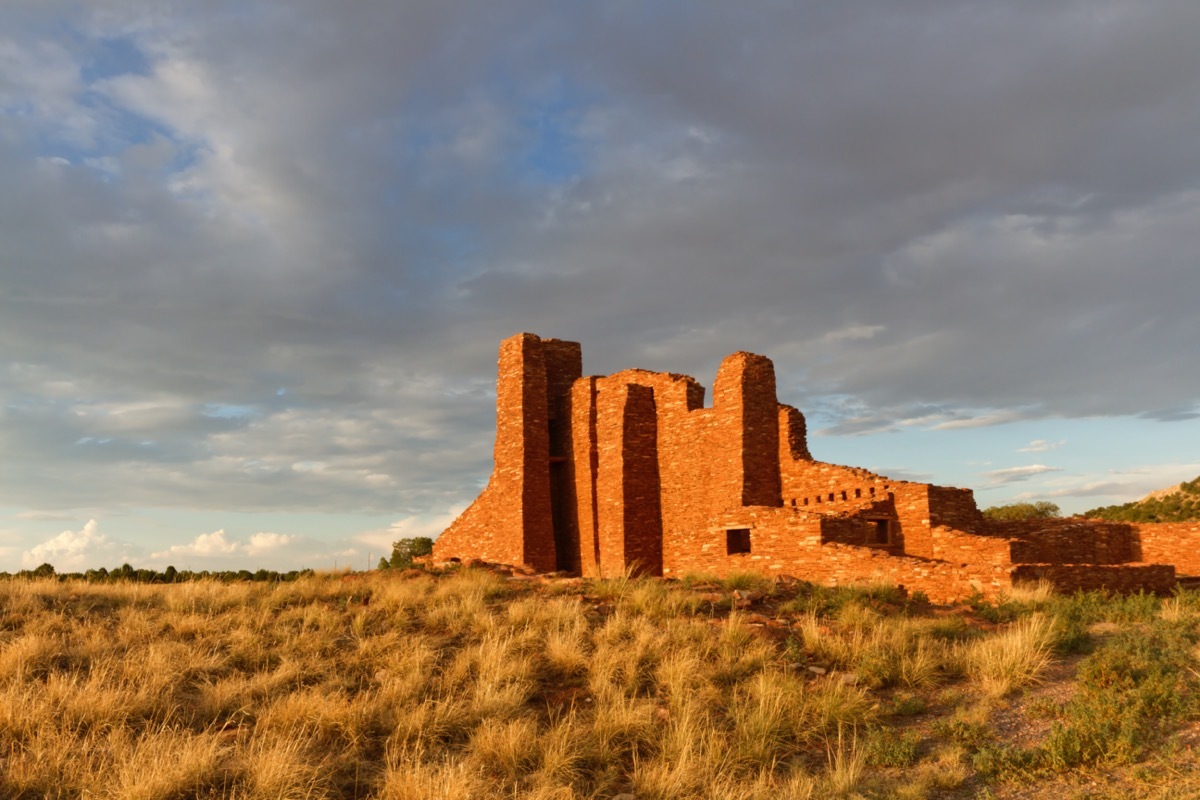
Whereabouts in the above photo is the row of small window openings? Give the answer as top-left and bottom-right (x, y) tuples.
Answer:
(789, 487), (877, 507)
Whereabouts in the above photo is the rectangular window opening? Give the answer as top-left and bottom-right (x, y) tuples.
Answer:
(872, 520), (890, 545)
(726, 528), (752, 555)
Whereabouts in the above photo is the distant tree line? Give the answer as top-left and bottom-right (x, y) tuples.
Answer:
(0, 562), (315, 583)
(1084, 477), (1200, 523)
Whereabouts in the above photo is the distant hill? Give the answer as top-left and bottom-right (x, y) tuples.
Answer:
(1084, 476), (1200, 522)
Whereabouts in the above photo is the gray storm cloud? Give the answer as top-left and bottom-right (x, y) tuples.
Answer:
(1, 0), (1199, 523)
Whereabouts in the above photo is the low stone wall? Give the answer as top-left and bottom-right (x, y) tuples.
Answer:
(796, 542), (1012, 604)
(1010, 563), (1176, 595)
(993, 519), (1135, 564)
(1133, 522), (1200, 577)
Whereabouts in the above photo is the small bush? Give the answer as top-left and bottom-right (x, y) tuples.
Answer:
(864, 727), (920, 767)
(1041, 620), (1198, 768)
(885, 692), (927, 717)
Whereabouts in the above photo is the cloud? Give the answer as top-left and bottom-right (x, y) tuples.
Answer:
(1031, 462), (1200, 507)
(868, 467), (933, 484)
(983, 465), (1064, 485)
(930, 411), (1032, 431)
(1140, 406), (1200, 422)
(154, 529), (241, 558)
(1018, 439), (1066, 453)
(355, 509), (465, 552)
(148, 528), (337, 571)
(819, 325), (885, 346)
(21, 520), (140, 571)
(1, 1), (1200, 565)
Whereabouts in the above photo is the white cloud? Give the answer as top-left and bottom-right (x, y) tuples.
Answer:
(155, 528), (240, 558)
(355, 509), (465, 552)
(931, 411), (1030, 431)
(21, 519), (139, 571)
(146, 527), (341, 571)
(1018, 439), (1066, 453)
(982, 464), (1063, 485)
(3, 1), (1200, 569)
(819, 325), (885, 345)
(1033, 463), (1200, 506)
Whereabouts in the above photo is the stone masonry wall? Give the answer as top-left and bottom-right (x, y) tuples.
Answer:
(990, 519), (1136, 565)
(1133, 522), (1200, 576)
(433, 334), (563, 570)
(436, 333), (1183, 601)
(1011, 563), (1176, 594)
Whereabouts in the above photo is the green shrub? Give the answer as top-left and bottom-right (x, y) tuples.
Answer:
(381, 537), (434, 569)
(982, 502), (1060, 521)
(931, 718), (993, 751)
(1040, 620), (1198, 768)
(864, 727), (920, 767)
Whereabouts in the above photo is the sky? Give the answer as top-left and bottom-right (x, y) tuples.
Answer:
(2, 1), (1199, 572)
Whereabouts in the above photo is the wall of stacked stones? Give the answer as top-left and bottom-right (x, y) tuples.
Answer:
(662, 506), (1011, 602)
(574, 354), (789, 578)
(1134, 522), (1200, 576)
(777, 456), (891, 518)
(574, 368), (714, 577)
(796, 541), (1013, 603)
(987, 519), (1136, 564)
(434, 334), (553, 568)
(437, 333), (1193, 604)
(926, 485), (985, 532)
(1011, 563), (1176, 594)
(925, 527), (1013, 566)
(434, 334), (580, 571)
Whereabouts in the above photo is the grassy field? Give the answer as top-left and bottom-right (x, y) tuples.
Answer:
(2, 568), (1199, 799)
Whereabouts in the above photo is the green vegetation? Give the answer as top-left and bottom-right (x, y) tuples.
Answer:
(982, 501), (1061, 521)
(1085, 476), (1200, 522)
(2, 569), (1199, 798)
(378, 536), (435, 569)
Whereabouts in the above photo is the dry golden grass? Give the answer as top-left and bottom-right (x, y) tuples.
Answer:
(961, 613), (1058, 697)
(4, 570), (1195, 799)
(1, 571), (854, 799)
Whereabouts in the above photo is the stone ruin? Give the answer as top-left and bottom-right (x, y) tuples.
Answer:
(433, 333), (1200, 601)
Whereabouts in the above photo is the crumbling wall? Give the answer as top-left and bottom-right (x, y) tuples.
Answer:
(992, 519), (1136, 565)
(779, 459), (890, 515)
(436, 333), (1183, 602)
(928, 485), (985, 533)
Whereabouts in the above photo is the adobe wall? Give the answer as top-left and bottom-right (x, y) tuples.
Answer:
(1132, 522), (1200, 577)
